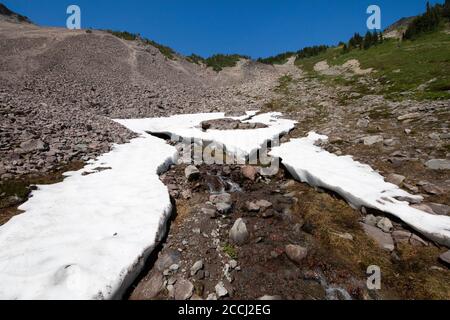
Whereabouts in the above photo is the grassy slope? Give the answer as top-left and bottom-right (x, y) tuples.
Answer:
(295, 28), (450, 100)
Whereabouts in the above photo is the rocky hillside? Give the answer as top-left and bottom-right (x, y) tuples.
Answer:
(0, 5), (295, 180)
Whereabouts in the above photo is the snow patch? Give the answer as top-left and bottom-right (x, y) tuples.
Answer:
(270, 132), (450, 247)
(117, 111), (296, 160)
(0, 134), (177, 299)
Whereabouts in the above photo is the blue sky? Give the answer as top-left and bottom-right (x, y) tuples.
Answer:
(2, 0), (444, 58)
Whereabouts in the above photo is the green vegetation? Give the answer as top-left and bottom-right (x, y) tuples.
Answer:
(222, 243), (238, 259)
(295, 29), (450, 100)
(257, 52), (296, 65)
(204, 54), (250, 72)
(403, 1), (449, 40)
(105, 30), (176, 60)
(296, 45), (329, 59)
(258, 46), (328, 66)
(186, 54), (205, 65)
(342, 31), (383, 53)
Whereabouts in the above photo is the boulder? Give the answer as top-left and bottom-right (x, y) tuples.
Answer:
(425, 159), (450, 170)
(363, 135), (383, 146)
(361, 223), (395, 252)
(385, 173), (405, 186)
(174, 279), (194, 300)
(377, 217), (394, 233)
(229, 218), (249, 245)
(285, 244), (308, 264)
(241, 165), (258, 181)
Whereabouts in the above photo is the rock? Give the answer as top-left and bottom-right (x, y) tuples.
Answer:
(229, 260), (238, 269)
(404, 129), (412, 135)
(377, 217), (394, 233)
(363, 214), (378, 226)
(425, 159), (450, 170)
(422, 184), (444, 195)
(285, 244), (308, 264)
(429, 133), (440, 140)
(255, 200), (272, 211)
(241, 165), (258, 181)
(215, 281), (228, 298)
(428, 203), (450, 216)
(281, 180), (296, 190)
(210, 193), (231, 204)
(392, 230), (412, 244)
(331, 231), (354, 241)
(130, 272), (164, 300)
(155, 250), (181, 272)
(185, 165), (200, 181)
(412, 204), (435, 214)
(439, 251), (450, 266)
(261, 209), (275, 219)
(356, 118), (370, 128)
(385, 173), (405, 186)
(245, 201), (260, 212)
(229, 218), (249, 245)
(258, 295), (282, 300)
(216, 202), (233, 214)
(206, 293), (218, 300)
(174, 279), (194, 300)
(363, 135), (383, 146)
(361, 223), (395, 252)
(397, 113), (421, 121)
(19, 139), (48, 153)
(190, 260), (204, 276)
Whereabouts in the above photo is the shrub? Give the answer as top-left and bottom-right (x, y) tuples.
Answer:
(205, 54), (250, 72)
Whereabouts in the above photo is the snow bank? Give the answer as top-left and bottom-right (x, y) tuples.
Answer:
(270, 133), (450, 247)
(0, 134), (177, 299)
(117, 112), (296, 160)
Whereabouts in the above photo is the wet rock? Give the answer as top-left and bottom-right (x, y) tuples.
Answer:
(377, 217), (394, 233)
(190, 260), (204, 276)
(363, 135), (383, 146)
(285, 244), (308, 264)
(385, 173), (405, 186)
(185, 165), (200, 181)
(229, 218), (249, 245)
(361, 223), (395, 252)
(439, 251), (450, 266)
(215, 282), (228, 298)
(241, 165), (257, 181)
(425, 159), (450, 170)
(174, 279), (194, 300)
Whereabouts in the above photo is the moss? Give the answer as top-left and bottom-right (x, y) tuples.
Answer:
(223, 243), (238, 259)
(293, 185), (450, 299)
